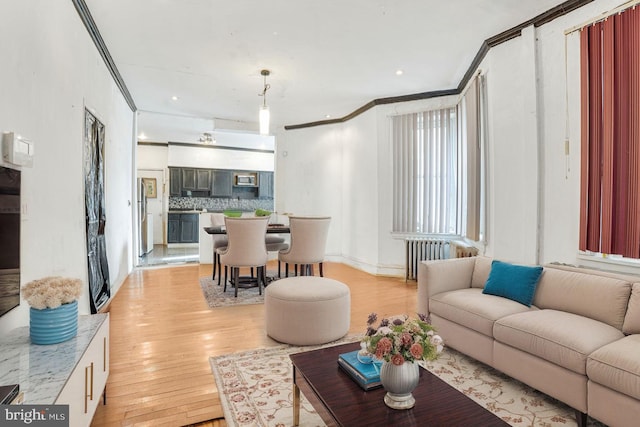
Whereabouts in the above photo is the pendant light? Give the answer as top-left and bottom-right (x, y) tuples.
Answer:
(259, 69), (271, 136)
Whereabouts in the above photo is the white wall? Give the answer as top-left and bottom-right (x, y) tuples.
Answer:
(0, 1), (135, 334)
(480, 26), (540, 263)
(275, 126), (343, 258)
(276, 0), (636, 275)
(168, 144), (274, 171)
(276, 95), (459, 275)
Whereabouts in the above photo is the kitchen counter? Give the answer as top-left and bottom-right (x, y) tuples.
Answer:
(168, 209), (205, 213)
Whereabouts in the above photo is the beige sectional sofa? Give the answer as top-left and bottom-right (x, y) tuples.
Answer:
(417, 256), (640, 427)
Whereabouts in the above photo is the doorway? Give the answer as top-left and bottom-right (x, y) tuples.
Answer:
(136, 169), (198, 266)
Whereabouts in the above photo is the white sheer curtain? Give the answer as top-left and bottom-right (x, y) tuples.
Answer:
(460, 77), (480, 241)
(392, 108), (458, 234)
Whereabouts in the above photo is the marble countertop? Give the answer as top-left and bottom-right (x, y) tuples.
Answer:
(0, 314), (108, 404)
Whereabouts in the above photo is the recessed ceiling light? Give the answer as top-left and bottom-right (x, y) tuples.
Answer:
(138, 132), (147, 140)
(325, 114), (331, 119)
(171, 96), (179, 101)
(396, 69), (404, 76)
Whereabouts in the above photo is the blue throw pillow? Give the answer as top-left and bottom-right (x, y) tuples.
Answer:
(482, 260), (543, 306)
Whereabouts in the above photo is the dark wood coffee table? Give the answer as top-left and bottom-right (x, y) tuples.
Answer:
(290, 342), (510, 427)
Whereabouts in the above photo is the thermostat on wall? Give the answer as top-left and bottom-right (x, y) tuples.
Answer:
(2, 132), (34, 167)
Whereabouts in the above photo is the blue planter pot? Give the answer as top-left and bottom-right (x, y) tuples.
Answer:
(30, 300), (78, 345)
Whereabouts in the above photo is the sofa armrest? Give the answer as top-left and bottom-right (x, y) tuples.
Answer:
(417, 257), (477, 317)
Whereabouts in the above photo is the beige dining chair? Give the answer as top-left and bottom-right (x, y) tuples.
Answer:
(266, 235), (289, 278)
(278, 216), (331, 277)
(217, 216), (269, 297)
(210, 213), (228, 283)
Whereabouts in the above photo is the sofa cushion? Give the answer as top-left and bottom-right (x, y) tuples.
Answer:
(623, 283), (640, 334)
(471, 256), (493, 288)
(482, 260), (543, 306)
(532, 268), (632, 330)
(588, 335), (640, 400)
(494, 310), (624, 375)
(430, 288), (535, 337)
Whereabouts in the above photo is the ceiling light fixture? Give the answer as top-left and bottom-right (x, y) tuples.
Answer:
(171, 95), (179, 101)
(259, 69), (271, 136)
(198, 132), (215, 144)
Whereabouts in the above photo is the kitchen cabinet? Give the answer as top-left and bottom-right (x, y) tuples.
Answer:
(171, 167), (211, 195)
(180, 213), (198, 242)
(169, 167), (272, 199)
(168, 213), (181, 243)
(168, 213), (199, 243)
(211, 170), (233, 197)
(55, 315), (109, 427)
(196, 169), (211, 190)
(181, 168), (197, 190)
(169, 167), (181, 196)
(258, 171), (274, 198)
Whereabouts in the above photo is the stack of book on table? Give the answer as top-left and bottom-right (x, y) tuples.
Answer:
(337, 350), (382, 390)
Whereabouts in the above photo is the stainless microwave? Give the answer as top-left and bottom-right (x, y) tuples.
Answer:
(235, 173), (257, 186)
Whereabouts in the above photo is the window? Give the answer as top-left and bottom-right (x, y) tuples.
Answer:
(392, 108), (458, 234)
(392, 75), (486, 239)
(579, 7), (640, 259)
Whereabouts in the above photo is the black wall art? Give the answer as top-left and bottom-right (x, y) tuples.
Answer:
(84, 109), (110, 313)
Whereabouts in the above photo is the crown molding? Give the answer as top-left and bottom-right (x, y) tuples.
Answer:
(284, 0), (594, 131)
(72, 0), (137, 112)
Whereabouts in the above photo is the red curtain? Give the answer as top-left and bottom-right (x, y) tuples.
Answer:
(580, 8), (640, 259)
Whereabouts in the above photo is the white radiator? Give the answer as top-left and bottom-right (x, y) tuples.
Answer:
(405, 238), (449, 281)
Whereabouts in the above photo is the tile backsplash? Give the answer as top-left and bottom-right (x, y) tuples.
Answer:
(169, 196), (274, 212)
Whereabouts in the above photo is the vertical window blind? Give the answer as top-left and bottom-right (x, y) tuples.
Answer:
(392, 108), (459, 234)
(579, 6), (640, 259)
(392, 75), (486, 239)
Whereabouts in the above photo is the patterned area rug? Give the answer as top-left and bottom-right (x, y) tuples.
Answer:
(210, 342), (606, 427)
(199, 276), (264, 308)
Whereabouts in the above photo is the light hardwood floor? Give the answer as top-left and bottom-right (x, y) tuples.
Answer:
(91, 261), (417, 426)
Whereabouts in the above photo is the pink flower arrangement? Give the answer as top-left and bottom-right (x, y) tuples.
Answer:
(363, 313), (444, 365)
(22, 276), (82, 310)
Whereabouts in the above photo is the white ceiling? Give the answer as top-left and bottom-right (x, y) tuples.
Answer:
(85, 0), (568, 145)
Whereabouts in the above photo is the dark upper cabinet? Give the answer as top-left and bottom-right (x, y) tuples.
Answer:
(181, 168), (197, 191)
(170, 167), (270, 199)
(211, 170), (233, 197)
(171, 167), (211, 195)
(196, 169), (211, 190)
(169, 168), (181, 196)
(258, 171), (274, 198)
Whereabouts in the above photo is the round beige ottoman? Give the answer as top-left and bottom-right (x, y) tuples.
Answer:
(265, 276), (351, 345)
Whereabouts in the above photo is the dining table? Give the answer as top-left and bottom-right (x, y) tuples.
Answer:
(203, 224), (290, 235)
(204, 223), (291, 287)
